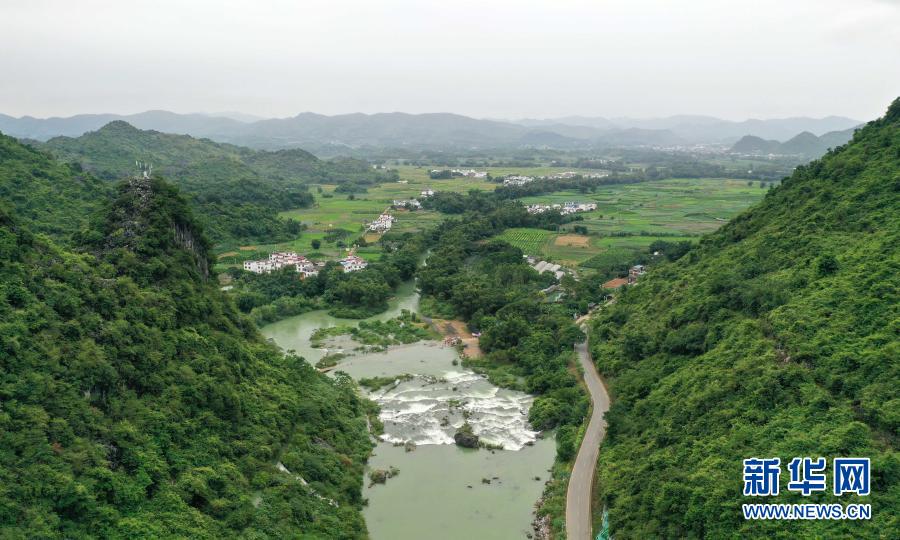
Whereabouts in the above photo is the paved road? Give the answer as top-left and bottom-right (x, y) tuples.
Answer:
(566, 336), (611, 540)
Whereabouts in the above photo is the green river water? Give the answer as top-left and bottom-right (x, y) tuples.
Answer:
(261, 282), (555, 539)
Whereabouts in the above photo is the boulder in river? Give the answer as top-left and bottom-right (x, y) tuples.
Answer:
(453, 423), (480, 448)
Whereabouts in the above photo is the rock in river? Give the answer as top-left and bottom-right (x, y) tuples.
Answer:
(454, 423), (480, 448)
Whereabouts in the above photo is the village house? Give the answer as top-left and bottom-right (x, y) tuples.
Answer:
(243, 251), (319, 277)
(503, 175), (534, 186)
(340, 254), (368, 273)
(601, 265), (646, 292)
(451, 169), (488, 178)
(392, 198), (421, 209)
(420, 188), (435, 197)
(367, 213), (395, 232)
(628, 264), (645, 284)
(525, 201), (597, 215)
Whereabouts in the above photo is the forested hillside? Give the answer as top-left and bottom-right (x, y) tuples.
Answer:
(0, 152), (374, 536)
(589, 100), (900, 537)
(41, 121), (396, 244)
(0, 133), (108, 240)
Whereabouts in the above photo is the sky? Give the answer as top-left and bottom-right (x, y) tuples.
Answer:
(2, 0), (899, 121)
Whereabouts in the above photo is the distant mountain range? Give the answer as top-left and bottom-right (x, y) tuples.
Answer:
(0, 109), (863, 153)
(729, 127), (858, 157)
(512, 114), (861, 143)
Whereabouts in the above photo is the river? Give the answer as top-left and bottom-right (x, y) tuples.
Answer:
(261, 281), (555, 539)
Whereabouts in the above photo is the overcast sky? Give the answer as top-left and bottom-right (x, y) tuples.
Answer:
(2, 0), (899, 121)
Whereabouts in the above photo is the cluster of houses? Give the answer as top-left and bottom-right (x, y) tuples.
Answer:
(340, 254), (368, 273)
(367, 213), (395, 232)
(503, 175), (535, 186)
(525, 255), (566, 281)
(243, 252), (321, 277)
(525, 202), (598, 215)
(502, 170), (610, 186)
(601, 265), (646, 290)
(243, 251), (369, 276)
(392, 198), (422, 209)
(543, 171), (609, 180)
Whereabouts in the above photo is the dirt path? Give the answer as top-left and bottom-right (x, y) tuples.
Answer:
(427, 318), (482, 358)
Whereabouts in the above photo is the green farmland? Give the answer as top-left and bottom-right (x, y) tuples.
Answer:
(217, 176), (765, 272)
(494, 178), (767, 267)
(519, 177), (767, 236)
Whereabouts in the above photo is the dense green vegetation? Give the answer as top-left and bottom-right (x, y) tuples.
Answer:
(0, 135), (376, 537)
(0, 133), (109, 240)
(588, 100), (900, 537)
(42, 121), (397, 244)
(310, 311), (434, 351)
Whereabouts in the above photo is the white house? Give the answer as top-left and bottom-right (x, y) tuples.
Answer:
(393, 198), (421, 209)
(243, 251), (318, 277)
(367, 213), (395, 232)
(340, 255), (368, 273)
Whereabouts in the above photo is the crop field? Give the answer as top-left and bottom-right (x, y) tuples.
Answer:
(519, 178), (766, 236)
(495, 228), (555, 255)
(488, 178), (765, 267)
(493, 228), (697, 267)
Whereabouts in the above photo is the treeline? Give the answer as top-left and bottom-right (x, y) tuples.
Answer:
(493, 175), (646, 199)
(420, 189), (582, 231)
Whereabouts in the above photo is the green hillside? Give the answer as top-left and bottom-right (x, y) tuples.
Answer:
(0, 150), (374, 537)
(589, 100), (899, 537)
(0, 133), (109, 240)
(42, 121), (396, 245)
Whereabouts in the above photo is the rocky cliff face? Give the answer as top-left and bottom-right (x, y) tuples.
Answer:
(173, 220), (209, 279)
(90, 175), (214, 283)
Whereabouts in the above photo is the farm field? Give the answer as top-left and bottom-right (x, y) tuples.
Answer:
(216, 176), (765, 273)
(519, 177), (766, 236)
(496, 228), (695, 267)
(493, 178), (766, 267)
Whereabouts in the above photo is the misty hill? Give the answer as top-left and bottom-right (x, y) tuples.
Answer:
(3, 109), (857, 152)
(514, 114), (861, 143)
(730, 127), (857, 156)
(39, 121), (395, 244)
(588, 99), (899, 536)
(0, 166), (373, 537)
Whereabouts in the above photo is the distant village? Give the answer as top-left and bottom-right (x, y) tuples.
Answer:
(502, 170), (610, 186)
(525, 201), (598, 215)
(242, 251), (368, 276)
(429, 169), (488, 179)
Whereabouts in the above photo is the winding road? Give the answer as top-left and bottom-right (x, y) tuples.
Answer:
(565, 336), (611, 540)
